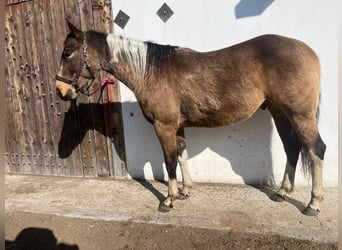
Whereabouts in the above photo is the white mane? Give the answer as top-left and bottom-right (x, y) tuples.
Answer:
(106, 34), (147, 77)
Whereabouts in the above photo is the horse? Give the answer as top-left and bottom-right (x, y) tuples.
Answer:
(56, 20), (326, 216)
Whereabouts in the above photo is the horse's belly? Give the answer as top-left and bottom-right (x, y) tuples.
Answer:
(181, 104), (258, 127)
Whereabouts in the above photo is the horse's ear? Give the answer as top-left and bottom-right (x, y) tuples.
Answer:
(66, 19), (82, 40)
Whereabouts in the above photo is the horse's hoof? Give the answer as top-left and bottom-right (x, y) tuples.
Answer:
(179, 194), (190, 200)
(179, 190), (190, 200)
(158, 203), (173, 213)
(270, 193), (285, 202)
(302, 206), (320, 216)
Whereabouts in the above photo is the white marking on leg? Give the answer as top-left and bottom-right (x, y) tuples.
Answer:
(308, 151), (324, 210)
(178, 149), (192, 189)
(279, 161), (296, 194)
(163, 179), (178, 207)
(163, 197), (172, 206)
(168, 178), (179, 198)
(178, 149), (192, 195)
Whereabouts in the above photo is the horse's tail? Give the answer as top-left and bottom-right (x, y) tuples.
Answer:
(316, 93), (321, 122)
(300, 145), (314, 177)
(300, 93), (324, 177)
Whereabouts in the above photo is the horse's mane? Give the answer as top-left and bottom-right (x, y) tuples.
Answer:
(146, 42), (178, 70)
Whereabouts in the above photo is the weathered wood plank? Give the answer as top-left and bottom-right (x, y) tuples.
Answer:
(57, 101), (85, 176)
(33, 0), (66, 176)
(63, 0), (81, 27)
(6, 5), (34, 173)
(20, 1), (47, 174)
(5, 7), (21, 173)
(71, 15), (113, 176)
(46, 0), (84, 177)
(59, 0), (87, 176)
(5, 0), (32, 6)
(91, 0), (127, 177)
(103, 1), (127, 177)
(113, 102), (128, 177)
(77, 0), (104, 177)
(91, 0), (112, 177)
(47, 0), (82, 176)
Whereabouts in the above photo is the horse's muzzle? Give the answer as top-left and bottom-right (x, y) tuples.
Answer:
(56, 81), (77, 100)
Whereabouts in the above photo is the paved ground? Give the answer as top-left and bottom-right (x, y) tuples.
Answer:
(5, 174), (338, 249)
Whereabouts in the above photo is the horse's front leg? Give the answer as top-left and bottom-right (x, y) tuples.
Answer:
(177, 129), (192, 198)
(154, 122), (180, 212)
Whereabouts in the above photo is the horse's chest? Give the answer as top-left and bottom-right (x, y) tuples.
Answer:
(139, 97), (179, 124)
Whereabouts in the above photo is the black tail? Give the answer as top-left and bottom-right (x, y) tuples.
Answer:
(316, 93), (321, 122)
(300, 146), (313, 177)
(300, 95), (326, 177)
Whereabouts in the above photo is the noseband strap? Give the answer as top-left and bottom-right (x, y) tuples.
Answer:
(56, 32), (96, 96)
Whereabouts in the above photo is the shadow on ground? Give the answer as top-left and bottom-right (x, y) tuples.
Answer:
(5, 227), (79, 250)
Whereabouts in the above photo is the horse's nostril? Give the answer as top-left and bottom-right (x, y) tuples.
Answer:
(56, 88), (62, 98)
(56, 88), (74, 101)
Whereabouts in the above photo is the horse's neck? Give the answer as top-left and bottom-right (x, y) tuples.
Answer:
(105, 34), (148, 95)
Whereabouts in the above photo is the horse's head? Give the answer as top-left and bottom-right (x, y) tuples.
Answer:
(56, 21), (100, 101)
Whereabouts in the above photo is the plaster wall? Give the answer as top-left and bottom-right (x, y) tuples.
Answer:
(111, 0), (338, 186)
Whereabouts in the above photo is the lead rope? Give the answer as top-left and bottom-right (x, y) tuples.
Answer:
(90, 76), (116, 141)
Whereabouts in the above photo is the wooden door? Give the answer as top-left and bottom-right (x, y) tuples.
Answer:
(5, 0), (126, 178)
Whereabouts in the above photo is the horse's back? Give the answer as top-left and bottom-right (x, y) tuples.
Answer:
(152, 34), (321, 127)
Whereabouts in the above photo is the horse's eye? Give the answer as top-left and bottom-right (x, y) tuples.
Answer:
(63, 49), (73, 58)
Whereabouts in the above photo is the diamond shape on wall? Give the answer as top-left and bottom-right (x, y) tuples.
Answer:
(114, 10), (130, 29)
(157, 3), (174, 23)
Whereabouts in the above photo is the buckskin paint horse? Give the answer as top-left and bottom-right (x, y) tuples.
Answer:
(56, 21), (326, 216)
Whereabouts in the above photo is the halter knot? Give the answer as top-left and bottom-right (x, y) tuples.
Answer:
(101, 77), (116, 86)
(89, 76), (116, 97)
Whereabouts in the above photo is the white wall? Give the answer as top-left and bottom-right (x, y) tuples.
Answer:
(111, 0), (338, 186)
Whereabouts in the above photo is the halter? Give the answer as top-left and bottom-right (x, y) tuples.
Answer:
(56, 32), (96, 96)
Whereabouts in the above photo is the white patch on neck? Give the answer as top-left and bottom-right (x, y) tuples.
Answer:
(106, 34), (147, 77)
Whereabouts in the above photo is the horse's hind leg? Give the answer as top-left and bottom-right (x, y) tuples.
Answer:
(289, 114), (326, 216)
(269, 105), (302, 201)
(177, 128), (192, 198)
